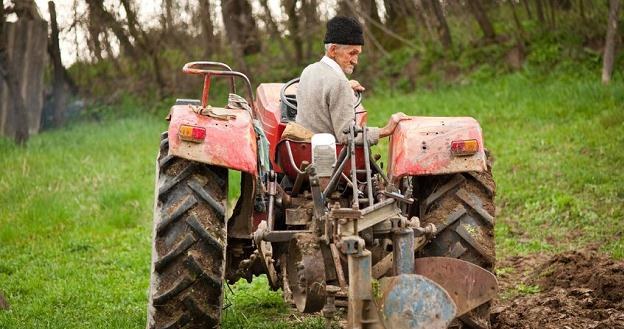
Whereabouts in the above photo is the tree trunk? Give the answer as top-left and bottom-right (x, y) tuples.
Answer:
(427, 0), (452, 49)
(578, 0), (586, 22)
(258, 0), (287, 59)
(1, 0), (4, 46)
(413, 0), (435, 41)
(549, 0), (557, 28)
(47, 1), (67, 128)
(361, 0), (383, 37)
(510, 0), (527, 41)
(602, 0), (620, 84)
(302, 0), (319, 60)
(85, 0), (137, 59)
(522, 0), (533, 19)
(199, 0), (216, 57)
(283, 0), (303, 65)
(221, 0), (247, 72)
(466, 0), (496, 40)
(336, 0), (353, 16)
(382, 0), (416, 49)
(221, 0), (261, 57)
(0, 20), (29, 144)
(13, 0), (41, 20)
(120, 0), (142, 47)
(120, 0), (167, 95)
(535, 0), (546, 23)
(384, 0), (409, 36)
(86, 7), (103, 61)
(163, 0), (174, 31)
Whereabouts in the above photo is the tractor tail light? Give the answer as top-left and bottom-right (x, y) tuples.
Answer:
(451, 139), (479, 156)
(179, 125), (206, 143)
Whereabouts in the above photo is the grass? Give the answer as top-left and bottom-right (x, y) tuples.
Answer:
(0, 69), (622, 328)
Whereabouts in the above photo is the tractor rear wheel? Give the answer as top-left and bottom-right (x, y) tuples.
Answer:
(409, 169), (496, 329)
(146, 132), (228, 329)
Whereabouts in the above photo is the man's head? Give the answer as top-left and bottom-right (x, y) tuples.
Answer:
(324, 16), (364, 75)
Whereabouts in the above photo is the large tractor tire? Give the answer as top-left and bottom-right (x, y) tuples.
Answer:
(147, 132), (228, 329)
(410, 169), (496, 329)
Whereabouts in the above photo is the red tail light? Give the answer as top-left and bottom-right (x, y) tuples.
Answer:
(451, 139), (479, 156)
(179, 125), (206, 143)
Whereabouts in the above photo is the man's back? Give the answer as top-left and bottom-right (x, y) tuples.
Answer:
(296, 61), (377, 144)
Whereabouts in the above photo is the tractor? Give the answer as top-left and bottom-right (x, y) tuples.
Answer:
(146, 62), (498, 329)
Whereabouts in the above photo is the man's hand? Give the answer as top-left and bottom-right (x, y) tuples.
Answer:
(379, 112), (410, 137)
(349, 80), (366, 92)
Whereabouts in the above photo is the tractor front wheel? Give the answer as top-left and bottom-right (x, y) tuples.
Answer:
(146, 132), (228, 329)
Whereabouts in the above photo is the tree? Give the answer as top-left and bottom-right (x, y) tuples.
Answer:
(47, 1), (67, 127)
(509, 0), (527, 42)
(384, 0), (409, 36)
(85, 0), (137, 59)
(522, 0), (533, 19)
(426, 0), (453, 49)
(380, 0), (417, 49)
(221, 0), (261, 56)
(336, 0), (352, 16)
(258, 0), (287, 57)
(602, 0), (620, 84)
(535, 0), (546, 23)
(302, 0), (320, 60)
(466, 0), (497, 40)
(120, 0), (167, 94)
(0, 0), (32, 145)
(198, 0), (217, 57)
(283, 0), (303, 65)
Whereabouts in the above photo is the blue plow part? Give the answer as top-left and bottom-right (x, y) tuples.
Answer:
(374, 274), (457, 329)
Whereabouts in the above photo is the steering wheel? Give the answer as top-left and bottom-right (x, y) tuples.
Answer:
(280, 77), (363, 111)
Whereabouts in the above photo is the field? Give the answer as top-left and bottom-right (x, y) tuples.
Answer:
(0, 70), (622, 328)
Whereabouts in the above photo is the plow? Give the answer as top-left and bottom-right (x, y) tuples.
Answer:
(146, 62), (498, 329)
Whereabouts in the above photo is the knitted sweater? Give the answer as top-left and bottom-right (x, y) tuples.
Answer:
(295, 60), (380, 145)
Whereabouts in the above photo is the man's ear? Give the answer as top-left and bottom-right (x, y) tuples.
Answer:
(327, 44), (336, 58)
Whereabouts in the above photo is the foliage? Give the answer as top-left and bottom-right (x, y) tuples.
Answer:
(62, 0), (623, 111)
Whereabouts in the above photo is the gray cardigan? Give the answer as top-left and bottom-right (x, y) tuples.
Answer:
(295, 61), (380, 145)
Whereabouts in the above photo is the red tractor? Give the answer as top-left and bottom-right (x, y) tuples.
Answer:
(146, 62), (497, 329)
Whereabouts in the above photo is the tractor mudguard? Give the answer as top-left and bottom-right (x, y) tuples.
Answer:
(388, 116), (487, 180)
(168, 104), (258, 176)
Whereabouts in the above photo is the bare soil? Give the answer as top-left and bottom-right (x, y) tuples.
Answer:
(492, 246), (624, 329)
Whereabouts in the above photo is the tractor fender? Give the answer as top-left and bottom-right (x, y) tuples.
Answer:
(168, 104), (258, 176)
(388, 116), (487, 180)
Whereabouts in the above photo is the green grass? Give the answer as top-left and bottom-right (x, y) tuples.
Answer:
(0, 70), (622, 328)
(0, 117), (165, 328)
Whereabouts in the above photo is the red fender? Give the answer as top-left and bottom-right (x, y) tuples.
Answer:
(388, 117), (487, 180)
(168, 104), (258, 176)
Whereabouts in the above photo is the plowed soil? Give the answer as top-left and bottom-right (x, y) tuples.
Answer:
(492, 246), (624, 329)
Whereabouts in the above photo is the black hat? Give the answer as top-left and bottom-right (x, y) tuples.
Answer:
(324, 16), (364, 45)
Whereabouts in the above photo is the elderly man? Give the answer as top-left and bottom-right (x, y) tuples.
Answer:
(296, 16), (407, 145)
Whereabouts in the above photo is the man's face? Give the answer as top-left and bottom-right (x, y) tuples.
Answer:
(329, 44), (362, 75)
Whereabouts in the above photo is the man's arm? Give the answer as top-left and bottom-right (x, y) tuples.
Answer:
(379, 113), (410, 137)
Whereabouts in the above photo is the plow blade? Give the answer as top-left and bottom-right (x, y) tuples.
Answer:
(413, 257), (498, 317)
(374, 274), (457, 329)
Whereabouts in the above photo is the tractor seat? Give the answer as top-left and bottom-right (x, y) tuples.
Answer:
(280, 122), (314, 142)
(275, 123), (367, 179)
